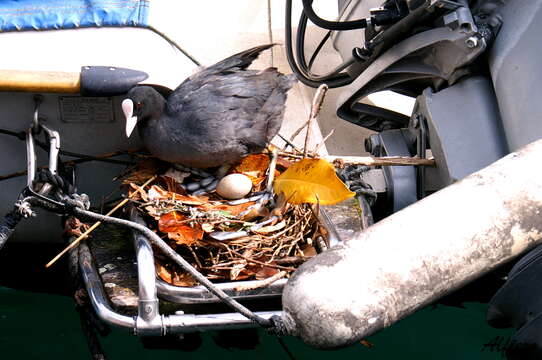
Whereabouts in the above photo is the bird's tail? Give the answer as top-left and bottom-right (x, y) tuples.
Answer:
(205, 44), (277, 74)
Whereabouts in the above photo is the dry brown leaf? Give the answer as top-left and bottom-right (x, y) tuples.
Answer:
(255, 265), (280, 280)
(156, 264), (198, 287)
(230, 262), (248, 280)
(162, 169), (190, 186)
(198, 201), (255, 216)
(300, 245), (317, 257)
(148, 185), (207, 204)
(144, 205), (161, 220)
(158, 175), (188, 194)
(233, 154), (270, 182)
(128, 183), (148, 202)
(158, 211), (203, 246)
(270, 192), (289, 218)
(122, 158), (165, 184)
(276, 157), (294, 170)
(240, 203), (270, 221)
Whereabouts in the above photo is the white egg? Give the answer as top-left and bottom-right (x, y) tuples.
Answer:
(216, 173), (253, 199)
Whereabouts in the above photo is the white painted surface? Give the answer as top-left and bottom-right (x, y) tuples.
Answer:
(0, 1), (412, 156)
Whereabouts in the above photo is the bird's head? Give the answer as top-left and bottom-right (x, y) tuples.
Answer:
(121, 86), (166, 137)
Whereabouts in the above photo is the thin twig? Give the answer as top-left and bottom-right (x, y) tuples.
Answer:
(233, 271), (287, 292)
(277, 150), (317, 159)
(266, 149), (278, 192)
(313, 129), (334, 154)
(289, 120), (310, 144)
(229, 250), (296, 271)
(277, 133), (303, 153)
(267, 0), (274, 68)
(45, 176), (157, 268)
(304, 84), (328, 158)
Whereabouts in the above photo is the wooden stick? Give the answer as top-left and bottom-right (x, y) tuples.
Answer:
(304, 84), (328, 158)
(325, 155), (436, 167)
(276, 152), (435, 166)
(45, 176), (156, 268)
(288, 84), (329, 146)
(0, 69), (80, 93)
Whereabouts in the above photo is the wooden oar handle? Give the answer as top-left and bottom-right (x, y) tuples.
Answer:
(0, 66), (148, 95)
(0, 69), (81, 93)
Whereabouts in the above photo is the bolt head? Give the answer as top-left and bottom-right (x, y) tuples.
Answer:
(466, 36), (479, 48)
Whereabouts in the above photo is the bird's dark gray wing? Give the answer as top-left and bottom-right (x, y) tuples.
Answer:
(165, 69), (295, 165)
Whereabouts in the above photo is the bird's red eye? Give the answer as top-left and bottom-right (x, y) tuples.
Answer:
(135, 102), (143, 110)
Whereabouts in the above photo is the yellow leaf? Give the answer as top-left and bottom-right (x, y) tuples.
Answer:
(273, 158), (355, 205)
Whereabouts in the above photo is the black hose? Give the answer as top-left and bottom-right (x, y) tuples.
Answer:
(308, 31), (331, 71)
(285, 0), (354, 88)
(295, 10), (353, 81)
(301, 0), (368, 30)
(71, 207), (274, 329)
(0, 210), (23, 251)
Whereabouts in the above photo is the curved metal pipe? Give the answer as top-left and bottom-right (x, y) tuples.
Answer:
(132, 217), (159, 322)
(79, 242), (136, 330)
(281, 138), (542, 348)
(156, 277), (287, 304)
(80, 239), (281, 334)
(79, 210), (284, 335)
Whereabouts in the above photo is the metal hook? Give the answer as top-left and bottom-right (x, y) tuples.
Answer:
(25, 95), (61, 195)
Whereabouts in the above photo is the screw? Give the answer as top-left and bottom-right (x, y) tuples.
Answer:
(366, 134), (381, 155)
(466, 36), (478, 48)
(353, 46), (372, 61)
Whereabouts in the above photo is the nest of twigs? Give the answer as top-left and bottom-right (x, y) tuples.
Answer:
(124, 150), (328, 287)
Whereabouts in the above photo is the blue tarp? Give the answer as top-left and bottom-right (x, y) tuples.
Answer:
(0, 0), (149, 32)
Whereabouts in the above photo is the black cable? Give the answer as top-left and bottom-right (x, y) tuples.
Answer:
(0, 128), (25, 140)
(301, 0), (368, 30)
(277, 337), (297, 360)
(285, 0), (354, 88)
(296, 8), (351, 81)
(147, 25), (201, 67)
(71, 207), (275, 330)
(67, 235), (109, 360)
(0, 126), (134, 166)
(0, 210), (23, 251)
(33, 139), (134, 166)
(308, 31), (331, 71)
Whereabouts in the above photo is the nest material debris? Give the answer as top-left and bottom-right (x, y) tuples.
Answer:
(125, 151), (327, 287)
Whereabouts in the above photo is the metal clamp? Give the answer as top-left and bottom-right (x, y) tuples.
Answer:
(25, 95), (61, 195)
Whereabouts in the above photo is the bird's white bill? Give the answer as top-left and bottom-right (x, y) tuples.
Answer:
(122, 99), (138, 137)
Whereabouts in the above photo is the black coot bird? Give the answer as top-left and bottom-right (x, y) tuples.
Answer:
(122, 44), (296, 169)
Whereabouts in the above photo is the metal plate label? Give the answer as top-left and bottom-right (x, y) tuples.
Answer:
(59, 97), (114, 123)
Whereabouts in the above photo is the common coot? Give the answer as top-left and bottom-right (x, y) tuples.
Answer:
(121, 44), (296, 169)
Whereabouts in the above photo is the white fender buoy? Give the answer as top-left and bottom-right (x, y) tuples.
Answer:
(281, 138), (542, 349)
